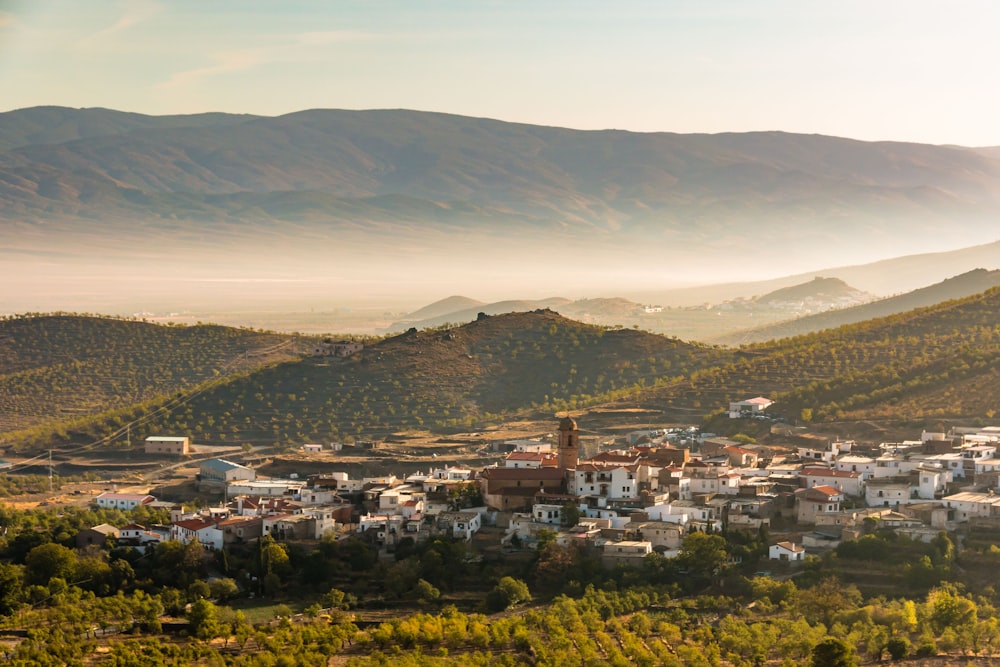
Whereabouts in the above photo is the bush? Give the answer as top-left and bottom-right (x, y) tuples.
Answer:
(485, 577), (531, 612)
(885, 636), (909, 660)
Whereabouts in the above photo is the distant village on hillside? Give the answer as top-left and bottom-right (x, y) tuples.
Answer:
(79, 397), (1000, 570)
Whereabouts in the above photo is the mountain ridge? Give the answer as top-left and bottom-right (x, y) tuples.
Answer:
(3, 107), (999, 254)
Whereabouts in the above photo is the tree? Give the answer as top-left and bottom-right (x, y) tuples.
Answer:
(677, 532), (728, 580)
(561, 502), (580, 528)
(927, 584), (977, 634)
(187, 599), (221, 640)
(414, 579), (441, 603)
(210, 577), (239, 602)
(486, 576), (531, 612)
(322, 587), (356, 610)
(886, 636), (910, 660)
(796, 578), (863, 627)
(810, 637), (857, 667)
(24, 543), (78, 586)
(0, 563), (24, 615)
(259, 537), (290, 576)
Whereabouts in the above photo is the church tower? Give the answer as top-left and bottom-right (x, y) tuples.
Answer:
(557, 416), (579, 470)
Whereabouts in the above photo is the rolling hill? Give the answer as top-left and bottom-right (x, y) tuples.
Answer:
(7, 286), (999, 452)
(7, 310), (729, 451)
(0, 315), (316, 437)
(631, 286), (1000, 427)
(754, 276), (871, 306)
(714, 268), (1000, 345)
(388, 297), (650, 331)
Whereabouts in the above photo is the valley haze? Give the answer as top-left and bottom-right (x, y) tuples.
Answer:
(1, 106), (999, 330)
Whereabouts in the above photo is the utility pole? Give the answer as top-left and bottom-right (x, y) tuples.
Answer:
(48, 449), (53, 494)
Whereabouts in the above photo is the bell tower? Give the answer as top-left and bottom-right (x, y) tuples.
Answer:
(557, 416), (579, 470)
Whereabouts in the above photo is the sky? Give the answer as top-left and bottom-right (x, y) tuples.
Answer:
(2, 0), (1000, 146)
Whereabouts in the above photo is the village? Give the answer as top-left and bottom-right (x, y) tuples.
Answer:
(72, 395), (1000, 574)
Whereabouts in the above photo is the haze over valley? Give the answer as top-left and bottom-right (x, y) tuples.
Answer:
(2, 106), (999, 330)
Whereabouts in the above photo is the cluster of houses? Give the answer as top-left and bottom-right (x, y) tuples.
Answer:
(82, 420), (1000, 570)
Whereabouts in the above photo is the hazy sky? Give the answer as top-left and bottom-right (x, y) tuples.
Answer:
(2, 0), (1000, 146)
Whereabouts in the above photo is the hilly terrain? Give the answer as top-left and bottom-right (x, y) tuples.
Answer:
(392, 278), (873, 341)
(3, 107), (1000, 313)
(714, 268), (1000, 345)
(753, 276), (870, 306)
(637, 286), (1000, 429)
(6, 310), (729, 452)
(389, 296), (647, 332)
(0, 315), (317, 439)
(7, 285), (999, 453)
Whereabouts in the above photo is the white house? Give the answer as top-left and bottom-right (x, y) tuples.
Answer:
(437, 511), (481, 541)
(865, 480), (914, 508)
(728, 396), (774, 419)
(643, 502), (692, 526)
(504, 451), (558, 469)
(923, 453), (965, 480)
(505, 440), (553, 453)
(379, 484), (423, 511)
(572, 464), (640, 500)
(532, 503), (565, 526)
(95, 492), (156, 511)
(798, 447), (835, 464)
(942, 492), (1000, 521)
(632, 521), (684, 553)
(601, 540), (653, 566)
(171, 517), (224, 550)
(299, 488), (340, 505)
(916, 466), (950, 500)
(796, 486), (843, 524)
(769, 541), (805, 561)
(800, 467), (864, 497)
(873, 455), (908, 479)
(835, 455), (877, 479)
(686, 470), (741, 496)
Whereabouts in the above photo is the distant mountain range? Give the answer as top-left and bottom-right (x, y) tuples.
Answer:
(714, 268), (1000, 345)
(635, 240), (1000, 305)
(393, 267), (1000, 344)
(2, 106), (999, 298)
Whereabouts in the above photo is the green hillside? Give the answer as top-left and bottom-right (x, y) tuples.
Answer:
(9, 311), (726, 450)
(630, 287), (1000, 425)
(0, 315), (316, 438)
(6, 286), (1000, 452)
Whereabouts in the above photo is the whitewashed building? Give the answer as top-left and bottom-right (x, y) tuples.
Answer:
(769, 541), (805, 561)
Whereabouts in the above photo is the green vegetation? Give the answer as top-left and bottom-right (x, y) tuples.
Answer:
(9, 310), (725, 450)
(0, 314), (316, 443)
(677, 287), (1000, 427)
(5, 286), (1000, 452)
(4, 506), (1000, 665)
